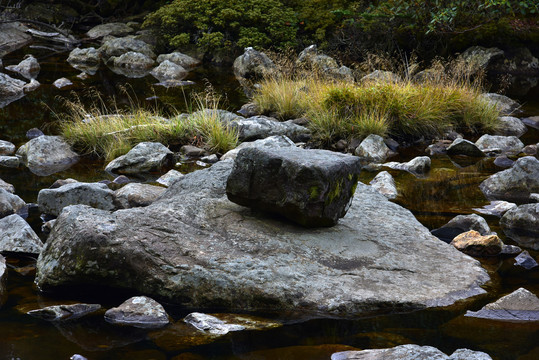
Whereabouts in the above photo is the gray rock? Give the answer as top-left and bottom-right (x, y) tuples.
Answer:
(0, 72), (25, 106)
(184, 312), (245, 335)
(114, 183), (166, 209)
(227, 115), (311, 142)
(448, 348), (493, 360)
(108, 51), (155, 78)
(5, 55), (40, 80)
(465, 287), (539, 321)
(296, 45), (354, 82)
(237, 102), (261, 117)
(156, 170), (184, 187)
(157, 52), (200, 69)
(105, 142), (173, 174)
(27, 303), (101, 321)
(99, 37), (155, 60)
(501, 244), (522, 256)
(473, 200), (517, 217)
(26, 128), (44, 139)
(458, 46), (504, 75)
(475, 134), (524, 155)
(360, 70), (402, 83)
(67, 47), (100, 74)
(532, 193), (539, 203)
(500, 203), (539, 250)
(227, 147), (361, 227)
(16, 136), (79, 176)
(221, 135), (296, 161)
(233, 47), (276, 80)
(35, 160), (489, 316)
(446, 138), (485, 157)
(38, 182), (115, 217)
(70, 355), (87, 360)
(383, 156), (431, 176)
(180, 145), (207, 158)
(0, 178), (15, 193)
(369, 171), (397, 199)
(0, 188), (26, 218)
(0, 156), (19, 168)
(0, 214), (43, 254)
(50, 178), (78, 189)
(493, 155), (514, 168)
(355, 134), (393, 164)
(480, 156), (539, 202)
(104, 296), (169, 329)
(522, 144), (537, 155)
(150, 60), (188, 82)
(0, 140), (15, 156)
(23, 79), (40, 92)
(0, 254), (5, 303)
(331, 345), (449, 360)
(431, 214), (492, 243)
(87, 23), (134, 39)
(521, 115), (539, 130)
(480, 93), (520, 116)
(514, 251), (538, 270)
(201, 154), (219, 163)
(0, 22), (32, 58)
(494, 116), (527, 137)
(112, 175), (130, 185)
(52, 77), (73, 89)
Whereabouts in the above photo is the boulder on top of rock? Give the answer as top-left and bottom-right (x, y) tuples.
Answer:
(105, 142), (173, 175)
(226, 147), (361, 227)
(475, 134), (524, 155)
(150, 60), (188, 82)
(431, 214), (492, 243)
(494, 116), (527, 137)
(480, 93), (520, 116)
(446, 138), (485, 157)
(331, 344), (493, 360)
(450, 230), (503, 257)
(114, 183), (166, 209)
(38, 182), (115, 217)
(369, 171), (398, 200)
(465, 287), (539, 321)
(87, 23), (134, 39)
(0, 214), (43, 254)
(104, 296), (169, 329)
(226, 115), (311, 142)
(16, 135), (79, 176)
(355, 134), (393, 164)
(233, 47), (276, 81)
(383, 156), (431, 176)
(480, 156), (539, 202)
(5, 55), (40, 80)
(0, 188), (26, 219)
(500, 203), (539, 250)
(221, 135), (296, 161)
(27, 303), (101, 321)
(157, 52), (200, 69)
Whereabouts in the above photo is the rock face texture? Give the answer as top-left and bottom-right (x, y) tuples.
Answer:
(383, 156), (431, 176)
(105, 142), (173, 174)
(450, 230), (503, 257)
(226, 147), (362, 227)
(475, 134), (524, 155)
(369, 171), (398, 199)
(501, 203), (539, 250)
(104, 296), (169, 329)
(446, 138), (485, 157)
(0, 214), (43, 254)
(465, 287), (539, 321)
(0, 188), (26, 218)
(332, 344), (492, 360)
(35, 161), (489, 316)
(16, 136), (79, 176)
(355, 134), (393, 164)
(5, 55), (40, 80)
(27, 304), (101, 321)
(431, 214), (493, 243)
(113, 183), (166, 209)
(233, 47), (276, 81)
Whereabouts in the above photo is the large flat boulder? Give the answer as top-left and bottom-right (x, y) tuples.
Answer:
(35, 160), (489, 317)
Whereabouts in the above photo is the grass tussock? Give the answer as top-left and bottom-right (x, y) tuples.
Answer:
(58, 89), (238, 161)
(252, 55), (500, 145)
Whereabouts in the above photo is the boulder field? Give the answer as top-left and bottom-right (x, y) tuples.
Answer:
(35, 159), (489, 318)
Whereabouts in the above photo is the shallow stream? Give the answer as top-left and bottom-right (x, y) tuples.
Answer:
(1, 45), (538, 360)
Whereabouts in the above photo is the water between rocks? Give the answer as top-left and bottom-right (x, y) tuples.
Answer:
(1, 46), (538, 360)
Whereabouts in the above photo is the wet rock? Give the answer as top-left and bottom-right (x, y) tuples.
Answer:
(521, 115), (539, 130)
(50, 178), (78, 189)
(67, 47), (101, 74)
(233, 47), (276, 81)
(458, 46), (504, 75)
(480, 93), (520, 116)
(296, 45), (354, 81)
(493, 155), (514, 168)
(332, 344), (492, 360)
(237, 102), (261, 117)
(105, 142), (173, 175)
(0, 140), (15, 156)
(369, 171), (397, 199)
(0, 22), (32, 58)
(432, 214), (493, 243)
(157, 52), (200, 69)
(0, 72), (25, 100)
(226, 115), (311, 142)
(23, 79), (40, 92)
(355, 134), (393, 164)
(227, 147), (361, 227)
(475, 134), (524, 155)
(360, 70), (402, 83)
(99, 37), (155, 60)
(0, 156), (19, 168)
(450, 230), (503, 257)
(426, 140), (451, 155)
(465, 287), (539, 321)
(150, 60), (188, 82)
(514, 251), (538, 270)
(480, 156), (539, 202)
(38, 182), (115, 217)
(156, 170), (184, 187)
(500, 203), (539, 250)
(108, 51), (155, 78)
(0, 188), (26, 218)
(184, 312), (245, 335)
(113, 175), (130, 185)
(0, 178), (15, 193)
(500, 244), (521, 256)
(70, 355), (87, 360)
(532, 193), (539, 203)
(114, 183), (166, 209)
(16, 135), (79, 176)
(221, 135), (296, 161)
(35, 161), (489, 316)
(5, 55), (40, 80)
(0, 254), (6, 304)
(28, 303), (101, 321)
(0, 214), (43, 254)
(383, 156), (430, 176)
(41, 219), (56, 236)
(26, 128), (44, 139)
(104, 296), (169, 329)
(494, 116), (527, 137)
(52, 77), (73, 89)
(522, 144), (537, 155)
(87, 23), (134, 39)
(446, 138), (485, 157)
(180, 145), (207, 158)
(201, 154), (219, 164)
(473, 200), (517, 217)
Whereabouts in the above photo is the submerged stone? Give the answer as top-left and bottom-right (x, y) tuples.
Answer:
(465, 288), (539, 321)
(500, 203), (539, 250)
(514, 251), (538, 270)
(27, 303), (101, 321)
(16, 135), (79, 176)
(104, 296), (169, 329)
(332, 344), (492, 360)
